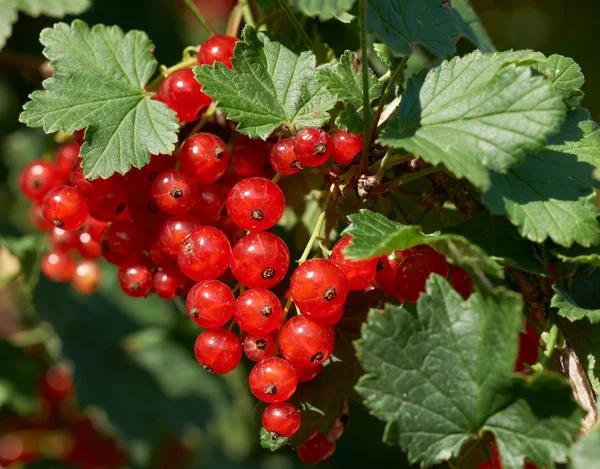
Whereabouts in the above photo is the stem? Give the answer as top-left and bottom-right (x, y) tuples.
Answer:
(147, 57), (198, 91)
(271, 173), (282, 184)
(531, 317), (559, 372)
(375, 150), (393, 181)
(369, 153), (412, 176)
(359, 0), (371, 174)
(182, 0), (216, 36)
(240, 0), (256, 28)
(185, 103), (217, 139)
(227, 2), (243, 37)
(298, 186), (334, 264)
(276, 0), (313, 52)
(413, 209), (430, 225)
(371, 54), (408, 138)
(372, 166), (444, 194)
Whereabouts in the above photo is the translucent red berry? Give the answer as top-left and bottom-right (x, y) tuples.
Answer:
(279, 315), (335, 368)
(375, 253), (401, 297)
(330, 130), (363, 164)
(226, 177), (285, 232)
(77, 232), (101, 259)
(123, 154), (175, 187)
(42, 251), (76, 282)
(270, 138), (302, 175)
(49, 227), (79, 251)
(291, 259), (348, 317)
(42, 185), (88, 231)
(159, 214), (202, 255)
(248, 357), (298, 403)
(177, 226), (231, 281)
(127, 189), (170, 233)
(295, 364), (322, 383)
(29, 203), (54, 231)
(231, 136), (271, 177)
(231, 232), (290, 288)
(180, 133), (229, 184)
(87, 188), (128, 222)
(234, 288), (282, 335)
(395, 249), (449, 303)
(54, 142), (80, 180)
(69, 158), (118, 197)
(330, 236), (379, 290)
(148, 233), (176, 269)
(189, 184), (227, 224)
(304, 306), (343, 327)
(152, 170), (197, 215)
(297, 429), (336, 464)
(449, 265), (473, 299)
(19, 160), (57, 202)
(476, 462), (496, 469)
(83, 217), (108, 243)
(194, 328), (242, 374)
(515, 332), (539, 373)
(156, 68), (211, 123)
(243, 334), (275, 362)
(100, 219), (145, 266)
(153, 267), (187, 300)
(186, 280), (235, 328)
(118, 263), (153, 298)
(262, 402), (301, 438)
(294, 128), (333, 167)
(197, 34), (239, 69)
(71, 260), (102, 296)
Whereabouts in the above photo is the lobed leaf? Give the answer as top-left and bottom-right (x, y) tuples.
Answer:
(292, 0), (356, 21)
(534, 54), (585, 109)
(570, 420), (600, 469)
(451, 0), (496, 53)
(552, 269), (600, 323)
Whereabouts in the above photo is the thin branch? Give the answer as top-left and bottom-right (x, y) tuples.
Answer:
(371, 54), (408, 139)
(182, 0), (216, 36)
(276, 0), (313, 52)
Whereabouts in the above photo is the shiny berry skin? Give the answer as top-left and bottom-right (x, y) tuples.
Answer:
(291, 259), (348, 317)
(226, 177), (285, 232)
(54, 142), (81, 180)
(87, 188), (128, 222)
(330, 130), (363, 164)
(153, 267), (187, 300)
(123, 154), (175, 187)
(19, 160), (57, 202)
(49, 227), (79, 251)
(515, 332), (539, 373)
(148, 233), (176, 269)
(84, 217), (108, 242)
(152, 170), (197, 215)
(194, 329), (242, 374)
(295, 364), (322, 383)
(231, 135), (271, 177)
(42, 185), (88, 230)
(178, 226), (231, 281)
(100, 219), (145, 266)
(279, 315), (335, 368)
(42, 251), (76, 282)
(159, 214), (202, 255)
(395, 250), (449, 303)
(330, 236), (379, 290)
(262, 402), (301, 438)
(118, 263), (153, 298)
(180, 133), (229, 184)
(73, 128), (86, 145)
(69, 158), (118, 197)
(186, 280), (235, 328)
(243, 334), (275, 362)
(231, 232), (290, 288)
(304, 306), (343, 327)
(297, 429), (336, 464)
(156, 68), (211, 123)
(294, 128), (333, 167)
(190, 184), (227, 224)
(234, 288), (282, 335)
(197, 34), (239, 69)
(449, 265), (473, 299)
(29, 203), (54, 231)
(71, 260), (102, 296)
(77, 232), (101, 259)
(270, 138), (302, 175)
(375, 253), (401, 297)
(127, 189), (170, 233)
(248, 357), (298, 403)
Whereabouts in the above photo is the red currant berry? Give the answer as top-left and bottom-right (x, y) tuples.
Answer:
(73, 128), (86, 145)
(153, 267), (187, 300)
(374, 253), (401, 297)
(295, 364), (322, 383)
(100, 219), (145, 266)
(186, 280), (235, 328)
(270, 138), (302, 175)
(83, 217), (108, 242)
(304, 306), (343, 327)
(77, 232), (101, 259)
(297, 429), (336, 464)
(330, 130), (363, 164)
(515, 332), (539, 373)
(279, 315), (335, 368)
(87, 188), (128, 222)
(49, 227), (79, 251)
(189, 184), (227, 224)
(216, 215), (245, 246)
(231, 232), (290, 288)
(330, 236), (379, 290)
(294, 128), (333, 167)
(226, 177), (285, 232)
(197, 34), (239, 69)
(54, 142), (80, 180)
(127, 189), (170, 233)
(290, 259), (348, 317)
(262, 402), (301, 438)
(395, 249), (449, 303)
(71, 260), (102, 296)
(19, 160), (57, 202)
(231, 136), (271, 177)
(178, 226), (231, 281)
(118, 263), (153, 298)
(159, 214), (202, 255)
(42, 251), (76, 282)
(194, 328), (242, 374)
(148, 233), (176, 269)
(42, 185), (88, 230)
(248, 357), (298, 403)
(180, 133), (229, 184)
(156, 68), (211, 123)
(123, 154), (176, 187)
(152, 170), (197, 215)
(476, 462), (496, 469)
(243, 334), (275, 362)
(234, 288), (282, 335)
(69, 158), (118, 197)
(29, 203), (54, 231)
(449, 265), (473, 299)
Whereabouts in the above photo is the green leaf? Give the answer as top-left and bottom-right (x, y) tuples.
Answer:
(451, 0), (496, 53)
(556, 244), (600, 266)
(194, 26), (336, 139)
(366, 0), (459, 58)
(260, 427), (289, 452)
(552, 269), (600, 323)
(534, 54), (585, 109)
(1, 234), (46, 290)
(379, 50), (565, 190)
(342, 210), (504, 278)
(562, 319), (600, 395)
(335, 106), (363, 134)
(0, 0), (90, 51)
(292, 0), (356, 21)
(0, 340), (42, 414)
(20, 20), (179, 179)
(483, 108), (600, 247)
(570, 420), (600, 469)
(355, 277), (582, 468)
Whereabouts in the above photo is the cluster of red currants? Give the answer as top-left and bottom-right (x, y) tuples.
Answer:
(477, 443), (540, 469)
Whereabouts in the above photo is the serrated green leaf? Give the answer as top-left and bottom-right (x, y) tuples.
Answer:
(534, 54), (585, 109)
(483, 108), (600, 247)
(20, 20), (179, 179)
(335, 106), (363, 134)
(194, 26), (336, 139)
(379, 50), (565, 190)
(292, 0), (355, 21)
(355, 277), (582, 468)
(342, 210), (503, 278)
(0, 0), (90, 51)
(552, 269), (600, 323)
(260, 426), (289, 452)
(556, 245), (600, 266)
(0, 340), (42, 414)
(367, 0), (459, 58)
(570, 420), (600, 469)
(451, 0), (496, 53)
